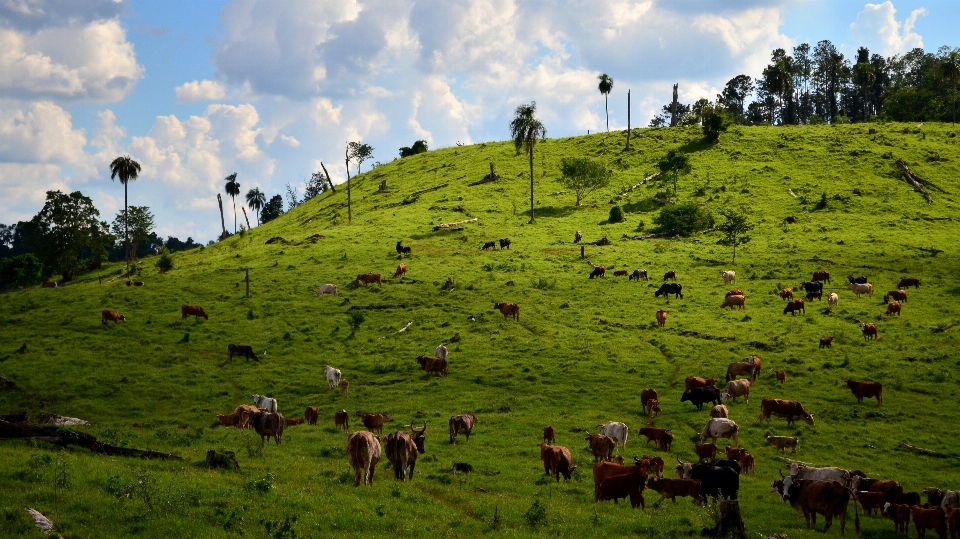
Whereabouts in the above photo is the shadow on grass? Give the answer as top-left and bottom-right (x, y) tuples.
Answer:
(622, 198), (662, 213)
(534, 205), (578, 219)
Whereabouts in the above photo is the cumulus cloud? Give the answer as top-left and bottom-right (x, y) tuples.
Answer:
(0, 100), (87, 164)
(175, 80), (226, 103)
(279, 134), (300, 147)
(849, 1), (925, 57)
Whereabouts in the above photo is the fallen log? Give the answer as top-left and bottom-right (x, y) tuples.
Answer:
(898, 441), (960, 459)
(896, 159), (933, 205)
(347, 304), (407, 311)
(433, 218), (477, 231)
(622, 232), (674, 241)
(0, 420), (183, 460)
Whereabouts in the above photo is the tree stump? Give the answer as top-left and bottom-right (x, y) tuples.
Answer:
(379, 180), (387, 192)
(206, 449), (240, 470)
(702, 500), (746, 539)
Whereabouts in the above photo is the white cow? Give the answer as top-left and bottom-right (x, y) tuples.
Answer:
(314, 284), (338, 296)
(776, 464), (852, 497)
(827, 292), (839, 307)
(721, 270), (736, 284)
(434, 343), (448, 360)
(721, 379), (751, 404)
(699, 418), (739, 446)
(252, 394), (277, 413)
(325, 366), (342, 389)
(598, 421), (629, 450)
(847, 282), (873, 298)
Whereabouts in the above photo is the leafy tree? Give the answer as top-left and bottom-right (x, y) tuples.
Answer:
(608, 205), (625, 223)
(347, 142), (374, 174)
(853, 58), (876, 121)
(23, 190), (109, 279)
(702, 104), (733, 143)
(656, 149), (691, 197)
(109, 155), (141, 272)
(399, 140), (428, 157)
(719, 75), (754, 121)
(260, 195), (284, 223)
(653, 202), (713, 237)
(284, 183), (301, 210)
(558, 157), (611, 206)
(716, 208), (754, 264)
(303, 173), (326, 201)
(224, 173), (240, 234)
(165, 236), (201, 253)
(691, 98), (710, 125)
(597, 73), (613, 131)
(940, 48), (960, 124)
(0, 253), (44, 288)
(245, 188), (266, 224)
(509, 101), (547, 223)
(110, 206), (154, 258)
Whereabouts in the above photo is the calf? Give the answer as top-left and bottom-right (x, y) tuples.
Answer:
(228, 344), (259, 361)
(396, 241), (411, 254)
(339, 379), (349, 397)
(393, 264), (407, 278)
(779, 288), (794, 300)
(481, 241), (497, 250)
(721, 271), (736, 284)
(857, 491), (887, 515)
(640, 388), (659, 414)
(585, 433), (617, 462)
(543, 425), (555, 445)
(820, 336), (834, 348)
(181, 305), (208, 320)
(846, 380), (882, 405)
(898, 277), (921, 289)
(710, 405), (729, 418)
(42, 280), (57, 288)
(335, 409), (349, 431)
(356, 273), (382, 287)
(597, 472), (646, 508)
(885, 289), (908, 303)
(765, 435), (799, 454)
(663, 271), (677, 281)
(783, 299), (805, 315)
(685, 376), (716, 391)
(359, 412), (390, 435)
(861, 323), (878, 340)
(538, 443), (576, 482)
(285, 417), (304, 426)
(589, 265), (606, 278)
(101, 310), (126, 325)
(806, 290), (822, 301)
(498, 238), (511, 250)
(630, 269), (648, 281)
(720, 295), (745, 310)
(695, 442), (718, 463)
(848, 282), (874, 298)
(314, 283), (338, 296)
(416, 355), (448, 376)
(639, 427), (673, 450)
(884, 503), (912, 534)
(912, 506), (947, 539)
(613, 270), (629, 277)
(828, 292), (839, 307)
(848, 275), (868, 284)
(656, 309), (667, 327)
(776, 371), (786, 384)
(646, 400), (661, 421)
(738, 452), (755, 475)
(812, 270), (831, 284)
(304, 406), (318, 426)
(647, 477), (703, 507)
(493, 302), (520, 321)
(886, 301), (902, 316)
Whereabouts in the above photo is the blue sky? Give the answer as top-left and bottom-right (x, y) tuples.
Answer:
(1, 0), (958, 242)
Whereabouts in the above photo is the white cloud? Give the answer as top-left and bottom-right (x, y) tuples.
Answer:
(849, 1), (925, 57)
(0, 101), (87, 164)
(0, 163), (70, 222)
(175, 80), (227, 103)
(280, 134), (300, 147)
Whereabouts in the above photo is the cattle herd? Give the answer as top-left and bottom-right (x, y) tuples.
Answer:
(96, 237), (952, 536)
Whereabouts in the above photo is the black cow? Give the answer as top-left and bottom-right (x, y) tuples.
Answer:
(396, 241), (411, 254)
(687, 461), (740, 501)
(498, 238), (511, 250)
(228, 344), (260, 361)
(798, 281), (823, 294)
(847, 275), (868, 284)
(805, 290), (822, 301)
(655, 283), (683, 299)
(680, 386), (720, 410)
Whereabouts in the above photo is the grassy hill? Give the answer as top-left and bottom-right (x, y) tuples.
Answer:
(2, 122), (960, 538)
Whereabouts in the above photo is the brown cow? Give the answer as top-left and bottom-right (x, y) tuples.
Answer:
(757, 398), (814, 426)
(285, 417), (304, 426)
(647, 477), (703, 507)
(359, 413), (390, 435)
(234, 405), (259, 429)
(710, 405), (729, 418)
(778, 479), (860, 535)
(685, 376), (716, 391)
(725, 446), (746, 462)
(42, 280), (57, 288)
(585, 433), (616, 462)
(449, 414), (475, 444)
(416, 355), (448, 376)
(663, 271), (677, 281)
(813, 271), (831, 284)
(725, 289), (744, 297)
(613, 270), (629, 277)
(912, 506), (947, 539)
(898, 277), (921, 289)
(181, 305), (208, 320)
(694, 442), (718, 463)
(846, 380), (882, 406)
(884, 290), (908, 303)
(776, 371), (786, 384)
(538, 443), (576, 482)
(820, 337), (834, 348)
(385, 423), (427, 482)
(720, 295), (745, 310)
(543, 425), (555, 445)
(884, 503), (912, 534)
(640, 388), (659, 414)
(861, 323), (878, 340)
(594, 461), (648, 507)
(589, 265), (606, 278)
(593, 460), (647, 500)
(493, 302), (520, 321)
(304, 406), (319, 426)
(780, 288), (794, 300)
(639, 455), (665, 479)
(656, 309), (667, 327)
(855, 492), (888, 515)
(346, 431), (382, 486)
(725, 361), (756, 382)
(886, 301), (902, 316)
(393, 264), (407, 278)
(339, 378), (349, 397)
(217, 412), (240, 427)
(946, 506), (960, 539)
(738, 452), (755, 475)
(647, 400), (661, 422)
(481, 241), (497, 250)
(101, 310), (126, 325)
(356, 273), (382, 287)
(783, 299), (805, 315)
(250, 411), (284, 445)
(639, 427), (673, 451)
(748, 355), (762, 379)
(335, 409), (349, 432)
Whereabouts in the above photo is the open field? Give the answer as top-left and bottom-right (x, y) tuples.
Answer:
(2, 123), (960, 538)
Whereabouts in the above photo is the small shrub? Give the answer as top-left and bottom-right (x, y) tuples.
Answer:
(246, 473), (274, 493)
(524, 499), (547, 526)
(0, 253), (44, 288)
(531, 276), (556, 290)
(608, 205), (625, 223)
(653, 202), (713, 236)
(156, 249), (174, 273)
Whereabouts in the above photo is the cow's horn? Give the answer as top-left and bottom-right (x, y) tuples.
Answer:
(779, 469), (785, 479)
(677, 457), (683, 465)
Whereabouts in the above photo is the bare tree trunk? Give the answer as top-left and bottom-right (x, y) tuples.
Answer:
(671, 84), (678, 127)
(217, 194), (227, 239)
(605, 93), (609, 132)
(346, 149), (352, 224)
(528, 142), (535, 224)
(242, 206), (251, 229)
(320, 161), (336, 193)
(625, 89), (631, 150)
(124, 181), (129, 272)
(232, 196), (237, 234)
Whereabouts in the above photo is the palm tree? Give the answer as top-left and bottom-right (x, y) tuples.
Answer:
(109, 155), (142, 272)
(224, 173), (240, 233)
(509, 102), (547, 224)
(245, 187), (266, 225)
(597, 74), (614, 132)
(941, 49), (960, 124)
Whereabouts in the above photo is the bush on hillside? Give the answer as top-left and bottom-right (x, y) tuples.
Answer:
(608, 206), (625, 223)
(653, 203), (714, 236)
(399, 140), (428, 157)
(156, 248), (173, 273)
(0, 253), (44, 288)
(701, 104), (733, 143)
(260, 195), (284, 223)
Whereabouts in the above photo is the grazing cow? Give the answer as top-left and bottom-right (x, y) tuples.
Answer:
(543, 425), (555, 445)
(396, 241), (411, 255)
(656, 309), (667, 327)
(695, 442), (718, 463)
(589, 265), (606, 278)
(574, 230), (583, 243)
(726, 289), (744, 297)
(285, 417), (304, 426)
(346, 431), (382, 486)
(493, 302), (520, 321)
(726, 361), (756, 382)
(325, 366), (342, 389)
(765, 436), (799, 454)
(585, 433), (617, 462)
(101, 310), (126, 325)
(314, 284), (338, 296)
(538, 444), (576, 482)
(860, 323), (878, 340)
(664, 271), (677, 281)
(780, 288), (794, 300)
(434, 343), (448, 359)
(499, 238), (511, 250)
(898, 277), (921, 289)
(700, 418), (739, 447)
(648, 477), (703, 506)
(820, 336), (834, 348)
(884, 503), (912, 534)
(799, 281), (824, 294)
(721, 379), (751, 404)
(783, 299), (805, 315)
(806, 290), (823, 301)
(359, 413), (390, 435)
(599, 421), (629, 450)
(848, 275), (868, 284)
(42, 280), (57, 288)
(641, 388), (659, 414)
(646, 400), (661, 421)
(639, 427), (674, 450)
(630, 269), (648, 281)
(252, 394), (277, 413)
(335, 410), (349, 431)
(88, 261), (102, 270)
(855, 492), (887, 515)
(181, 305), (208, 320)
(234, 405), (260, 429)
(813, 271), (831, 284)
(598, 470), (647, 508)
(913, 506), (948, 539)
(613, 269), (629, 277)
(685, 376), (717, 391)
(339, 379), (349, 397)
(886, 301), (902, 316)
(217, 412), (240, 427)
(776, 371), (786, 384)
(449, 414), (476, 444)
(710, 405), (729, 419)
(725, 446), (746, 462)
(250, 411), (284, 445)
(786, 463), (851, 486)
(594, 459), (649, 501)
(655, 283), (683, 299)
(416, 355), (448, 376)
(848, 282), (873, 297)
(721, 271), (736, 284)
(738, 452), (755, 475)
(828, 292), (839, 307)
(845, 380), (882, 406)
(681, 386), (721, 410)
(772, 478), (860, 535)
(683, 461), (740, 501)
(228, 344), (259, 361)
(720, 295), (745, 310)
(748, 355), (762, 378)
(386, 423), (427, 482)
(884, 290), (908, 303)
(481, 241), (497, 250)
(305, 406), (319, 426)
(757, 398), (814, 426)
(393, 264), (407, 278)
(638, 455), (665, 479)
(852, 477), (904, 505)
(356, 273), (382, 286)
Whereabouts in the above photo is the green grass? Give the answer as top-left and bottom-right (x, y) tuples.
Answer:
(2, 122), (960, 537)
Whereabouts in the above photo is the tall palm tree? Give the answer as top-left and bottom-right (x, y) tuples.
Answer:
(224, 173), (240, 233)
(109, 155), (142, 272)
(597, 74), (614, 132)
(245, 187), (266, 225)
(509, 102), (547, 224)
(941, 49), (960, 124)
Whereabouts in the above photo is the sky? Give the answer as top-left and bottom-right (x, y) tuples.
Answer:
(1, 0), (958, 243)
